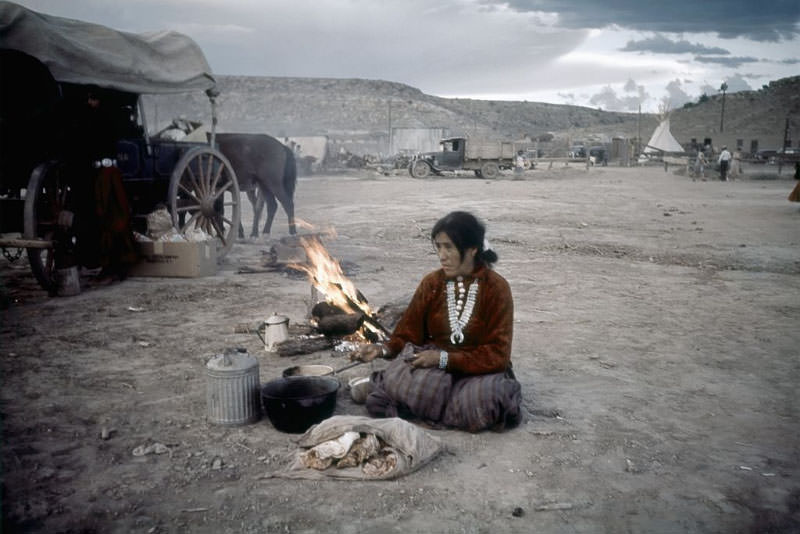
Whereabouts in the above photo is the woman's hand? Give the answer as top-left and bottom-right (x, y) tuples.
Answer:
(408, 349), (440, 369)
(350, 343), (383, 362)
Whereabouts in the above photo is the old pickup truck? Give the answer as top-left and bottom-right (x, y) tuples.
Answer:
(409, 137), (522, 179)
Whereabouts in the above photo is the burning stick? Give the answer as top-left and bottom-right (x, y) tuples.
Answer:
(290, 234), (388, 342)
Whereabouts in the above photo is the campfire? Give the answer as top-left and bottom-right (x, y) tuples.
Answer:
(290, 234), (388, 343)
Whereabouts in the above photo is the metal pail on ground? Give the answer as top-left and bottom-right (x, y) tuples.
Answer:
(55, 266), (81, 296)
(206, 348), (261, 425)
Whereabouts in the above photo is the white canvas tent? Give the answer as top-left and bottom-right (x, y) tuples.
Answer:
(643, 119), (684, 154)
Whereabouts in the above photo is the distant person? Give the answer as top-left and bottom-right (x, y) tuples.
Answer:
(514, 150), (525, 178)
(695, 150), (706, 179)
(733, 149), (743, 177)
(718, 146), (732, 181)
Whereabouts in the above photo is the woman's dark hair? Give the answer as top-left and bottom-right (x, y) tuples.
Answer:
(431, 211), (498, 266)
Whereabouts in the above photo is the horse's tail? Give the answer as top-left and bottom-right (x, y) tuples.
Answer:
(283, 146), (297, 197)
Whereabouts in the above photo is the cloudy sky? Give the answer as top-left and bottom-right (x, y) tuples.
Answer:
(12, 0), (800, 112)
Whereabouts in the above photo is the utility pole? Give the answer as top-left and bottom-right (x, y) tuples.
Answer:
(387, 99), (392, 156)
(637, 104), (641, 157)
(784, 117), (791, 148)
(719, 82), (728, 133)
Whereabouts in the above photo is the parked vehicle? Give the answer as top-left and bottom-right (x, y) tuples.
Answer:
(776, 147), (800, 163)
(0, 3), (240, 292)
(568, 145), (586, 159)
(588, 146), (608, 166)
(409, 137), (525, 179)
(753, 149), (778, 164)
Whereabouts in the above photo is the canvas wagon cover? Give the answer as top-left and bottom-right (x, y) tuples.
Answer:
(0, 1), (215, 94)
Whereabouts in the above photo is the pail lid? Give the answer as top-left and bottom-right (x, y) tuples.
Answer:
(265, 314), (289, 326)
(206, 348), (258, 372)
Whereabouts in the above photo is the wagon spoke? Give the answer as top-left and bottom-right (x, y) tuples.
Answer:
(209, 216), (227, 246)
(205, 154), (215, 189)
(178, 210), (200, 233)
(176, 204), (201, 213)
(204, 216), (216, 237)
(209, 159), (225, 193)
(185, 164), (205, 197)
(209, 179), (234, 203)
(178, 184), (202, 205)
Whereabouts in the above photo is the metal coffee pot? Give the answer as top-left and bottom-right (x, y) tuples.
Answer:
(257, 313), (290, 351)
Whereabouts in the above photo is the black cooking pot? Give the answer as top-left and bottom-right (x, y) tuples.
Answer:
(261, 376), (340, 433)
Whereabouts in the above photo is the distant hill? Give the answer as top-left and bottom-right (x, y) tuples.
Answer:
(144, 75), (799, 156)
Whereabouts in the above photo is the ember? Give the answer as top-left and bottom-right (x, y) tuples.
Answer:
(290, 235), (387, 342)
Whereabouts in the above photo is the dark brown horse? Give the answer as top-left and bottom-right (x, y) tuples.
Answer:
(213, 133), (297, 238)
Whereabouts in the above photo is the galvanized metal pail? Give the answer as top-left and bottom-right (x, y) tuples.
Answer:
(206, 348), (260, 425)
(55, 266), (81, 297)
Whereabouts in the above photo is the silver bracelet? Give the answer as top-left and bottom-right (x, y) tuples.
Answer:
(380, 344), (390, 358)
(439, 350), (448, 369)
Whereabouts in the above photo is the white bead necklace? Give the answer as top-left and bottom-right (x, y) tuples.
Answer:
(446, 275), (478, 344)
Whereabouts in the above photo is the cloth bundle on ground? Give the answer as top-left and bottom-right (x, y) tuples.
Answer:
(366, 343), (522, 432)
(267, 415), (442, 480)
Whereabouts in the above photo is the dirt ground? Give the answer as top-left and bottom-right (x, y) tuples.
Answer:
(2, 163), (799, 534)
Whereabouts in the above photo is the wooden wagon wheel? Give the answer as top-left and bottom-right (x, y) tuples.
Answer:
(168, 146), (240, 258)
(23, 161), (66, 292)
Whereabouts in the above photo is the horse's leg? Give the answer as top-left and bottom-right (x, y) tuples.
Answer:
(237, 191), (248, 239)
(261, 192), (278, 236)
(247, 189), (263, 238)
(274, 191), (296, 235)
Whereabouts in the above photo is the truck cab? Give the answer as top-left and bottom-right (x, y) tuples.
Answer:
(437, 138), (467, 169)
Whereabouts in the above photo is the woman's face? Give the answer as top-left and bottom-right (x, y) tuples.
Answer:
(433, 232), (476, 278)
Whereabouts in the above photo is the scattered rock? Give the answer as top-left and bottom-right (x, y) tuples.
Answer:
(535, 502), (574, 511)
(132, 443), (170, 457)
(625, 458), (640, 473)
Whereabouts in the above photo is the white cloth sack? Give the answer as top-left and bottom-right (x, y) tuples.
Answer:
(269, 415), (443, 480)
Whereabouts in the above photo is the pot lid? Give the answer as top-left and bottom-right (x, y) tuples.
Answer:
(265, 314), (289, 325)
(206, 348), (258, 372)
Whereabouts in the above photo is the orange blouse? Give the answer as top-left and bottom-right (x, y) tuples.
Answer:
(385, 265), (513, 375)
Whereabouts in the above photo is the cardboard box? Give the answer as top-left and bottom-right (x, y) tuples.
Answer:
(130, 240), (218, 278)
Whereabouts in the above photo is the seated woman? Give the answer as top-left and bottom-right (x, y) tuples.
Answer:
(352, 211), (521, 432)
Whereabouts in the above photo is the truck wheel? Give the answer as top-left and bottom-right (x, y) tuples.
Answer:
(480, 162), (499, 179)
(410, 160), (430, 178)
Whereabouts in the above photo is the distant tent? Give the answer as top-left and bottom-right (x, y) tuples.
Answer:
(643, 118), (684, 154)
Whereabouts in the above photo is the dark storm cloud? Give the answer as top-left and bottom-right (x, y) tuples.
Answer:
(694, 55), (759, 67)
(621, 34), (729, 55)
(488, 0), (800, 41)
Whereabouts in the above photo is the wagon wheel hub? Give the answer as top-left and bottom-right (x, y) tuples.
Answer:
(200, 198), (217, 217)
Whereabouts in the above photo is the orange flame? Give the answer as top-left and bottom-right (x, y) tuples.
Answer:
(291, 234), (386, 341)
